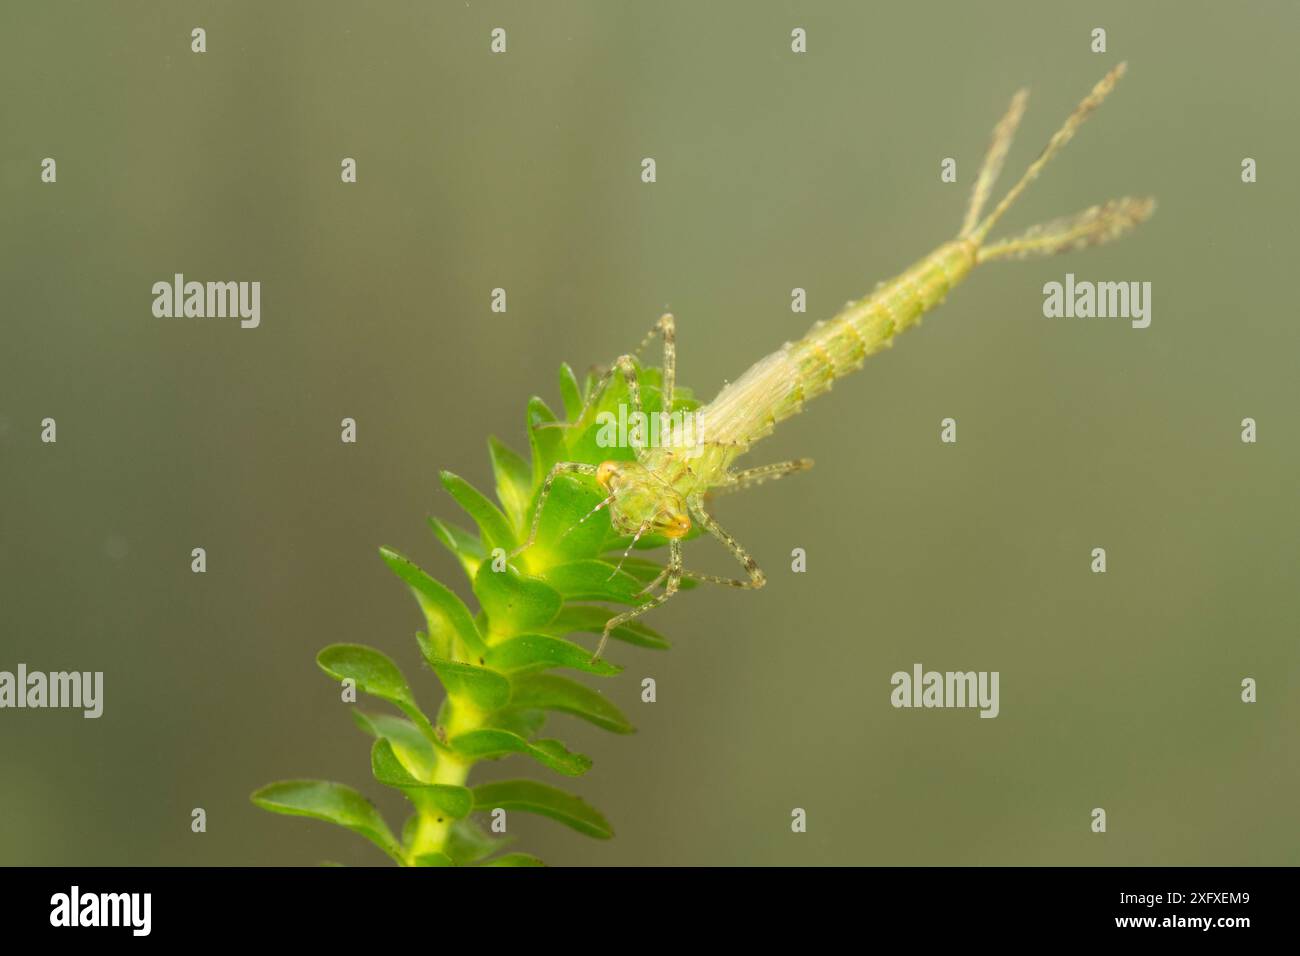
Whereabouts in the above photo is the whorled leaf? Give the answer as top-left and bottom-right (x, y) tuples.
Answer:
(542, 604), (670, 650)
(427, 516), (485, 580)
(370, 739), (473, 819)
(558, 363), (583, 422)
(317, 644), (436, 740)
(474, 561), (563, 634)
(541, 559), (647, 604)
(505, 672), (634, 734)
(526, 397), (566, 487)
(441, 470), (516, 553)
(561, 361), (699, 466)
(522, 473), (610, 563)
(448, 728), (592, 777)
(352, 710), (438, 780)
(317, 644), (411, 705)
(487, 633), (621, 677)
(488, 436), (533, 534)
(425, 656), (511, 711)
(472, 779), (613, 839)
(251, 781), (403, 863)
(486, 706), (548, 740)
(379, 547), (487, 657)
(445, 818), (510, 865)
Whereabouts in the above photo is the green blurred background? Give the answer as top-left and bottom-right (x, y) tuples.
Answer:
(2, 0), (1297, 866)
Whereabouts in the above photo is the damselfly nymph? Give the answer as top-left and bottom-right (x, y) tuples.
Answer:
(518, 64), (1155, 659)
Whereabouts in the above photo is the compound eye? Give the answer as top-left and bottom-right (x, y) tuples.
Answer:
(596, 461), (619, 488)
(663, 513), (692, 539)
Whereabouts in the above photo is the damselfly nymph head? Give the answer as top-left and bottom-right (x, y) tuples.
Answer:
(596, 460), (691, 539)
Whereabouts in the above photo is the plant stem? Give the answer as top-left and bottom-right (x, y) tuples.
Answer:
(408, 753), (473, 861)
(408, 676), (486, 862)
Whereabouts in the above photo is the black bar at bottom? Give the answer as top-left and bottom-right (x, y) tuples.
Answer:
(0, 866), (1281, 941)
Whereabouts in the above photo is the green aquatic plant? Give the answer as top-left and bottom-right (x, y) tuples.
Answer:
(253, 363), (698, 865)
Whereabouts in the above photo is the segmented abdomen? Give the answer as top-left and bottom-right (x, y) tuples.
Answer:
(699, 239), (976, 454)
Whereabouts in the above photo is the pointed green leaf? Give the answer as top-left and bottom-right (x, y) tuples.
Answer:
(315, 639), (413, 707)
(472, 780), (613, 839)
(641, 383), (666, 417)
(527, 474), (609, 561)
(634, 362), (662, 401)
(633, 366), (699, 414)
(352, 711), (438, 780)
(484, 853), (545, 867)
(507, 673), (635, 734)
(567, 420), (638, 468)
(487, 706), (547, 740)
(558, 363), (583, 422)
(487, 634), (621, 677)
(488, 436), (533, 533)
(562, 364), (696, 464)
(543, 605), (670, 650)
(448, 729), (592, 777)
(427, 516), (484, 580)
(541, 559), (647, 604)
(474, 561), (562, 633)
(370, 740), (473, 818)
(251, 781), (403, 863)
(441, 471), (516, 552)
(320, 650), (437, 751)
(370, 738), (427, 787)
(526, 397), (566, 487)
(426, 657), (511, 710)
(318, 644), (412, 704)
(445, 818), (509, 865)
(412, 852), (455, 867)
(401, 812), (420, 849)
(415, 631), (441, 669)
(379, 547), (487, 657)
